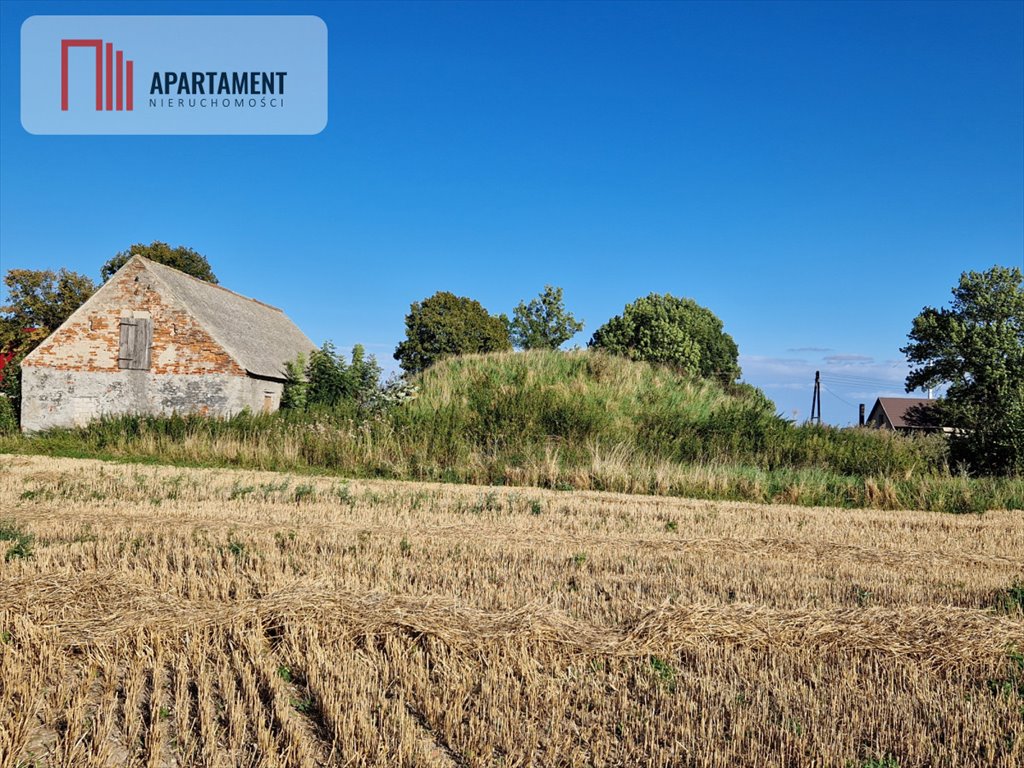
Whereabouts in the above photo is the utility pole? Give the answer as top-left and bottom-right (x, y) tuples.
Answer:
(809, 370), (821, 425)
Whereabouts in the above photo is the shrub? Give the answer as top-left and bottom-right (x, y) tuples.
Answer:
(284, 343), (384, 414)
(0, 395), (17, 435)
(281, 352), (308, 411)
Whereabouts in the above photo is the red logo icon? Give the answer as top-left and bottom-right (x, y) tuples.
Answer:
(61, 39), (134, 111)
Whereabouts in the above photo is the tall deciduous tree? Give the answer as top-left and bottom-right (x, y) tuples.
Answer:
(902, 265), (1024, 475)
(101, 241), (218, 283)
(394, 292), (511, 374)
(510, 285), (584, 350)
(589, 293), (740, 385)
(0, 268), (96, 345)
(0, 268), (97, 412)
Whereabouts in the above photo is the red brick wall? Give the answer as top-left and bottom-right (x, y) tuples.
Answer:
(25, 259), (245, 376)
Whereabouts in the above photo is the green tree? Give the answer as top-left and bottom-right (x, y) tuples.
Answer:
(510, 285), (584, 350)
(394, 292), (512, 374)
(303, 342), (385, 409)
(349, 344), (383, 405)
(589, 293), (740, 384)
(0, 268), (96, 348)
(1, 268), (97, 416)
(101, 241), (218, 283)
(306, 342), (351, 408)
(282, 344), (384, 412)
(280, 352), (308, 411)
(902, 265), (1024, 475)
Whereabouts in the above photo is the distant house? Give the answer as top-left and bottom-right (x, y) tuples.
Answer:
(20, 255), (315, 432)
(866, 397), (945, 432)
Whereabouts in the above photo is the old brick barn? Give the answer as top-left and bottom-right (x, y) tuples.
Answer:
(20, 255), (315, 432)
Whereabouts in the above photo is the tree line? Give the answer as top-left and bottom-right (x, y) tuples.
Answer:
(1, 241), (1021, 475)
(391, 287), (741, 383)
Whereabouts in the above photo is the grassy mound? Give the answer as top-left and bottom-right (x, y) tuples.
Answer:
(399, 351), (946, 477)
(397, 350), (762, 458)
(3, 350), (1021, 512)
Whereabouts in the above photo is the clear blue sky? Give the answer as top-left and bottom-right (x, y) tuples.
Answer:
(2, 0), (1022, 424)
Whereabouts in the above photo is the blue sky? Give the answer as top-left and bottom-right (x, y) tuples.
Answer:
(1, 0), (1022, 424)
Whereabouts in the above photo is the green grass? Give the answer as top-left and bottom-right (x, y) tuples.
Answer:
(2, 350), (1020, 513)
(0, 519), (34, 562)
(649, 655), (677, 693)
(993, 581), (1024, 615)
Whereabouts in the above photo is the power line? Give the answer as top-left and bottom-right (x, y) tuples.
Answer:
(823, 376), (905, 385)
(820, 374), (905, 389)
(821, 383), (856, 407)
(821, 371), (903, 383)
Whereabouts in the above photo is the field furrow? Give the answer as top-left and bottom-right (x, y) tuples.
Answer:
(1, 454), (1021, 767)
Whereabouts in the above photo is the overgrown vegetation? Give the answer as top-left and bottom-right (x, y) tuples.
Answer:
(4, 350), (1020, 513)
(0, 396), (16, 436)
(282, 341), (412, 418)
(283, 342), (384, 412)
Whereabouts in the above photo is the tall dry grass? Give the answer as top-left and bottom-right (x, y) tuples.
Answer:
(7, 350), (1017, 514)
(1, 453), (1022, 767)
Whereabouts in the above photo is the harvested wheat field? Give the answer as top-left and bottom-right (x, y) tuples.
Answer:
(0, 455), (1021, 768)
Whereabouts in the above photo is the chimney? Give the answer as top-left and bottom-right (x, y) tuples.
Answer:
(859, 403), (865, 427)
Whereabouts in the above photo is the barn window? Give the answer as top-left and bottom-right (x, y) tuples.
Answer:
(118, 318), (152, 370)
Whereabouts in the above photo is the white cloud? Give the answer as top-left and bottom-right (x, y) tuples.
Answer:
(823, 354), (874, 365)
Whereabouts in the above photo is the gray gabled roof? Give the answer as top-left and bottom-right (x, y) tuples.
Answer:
(139, 256), (315, 381)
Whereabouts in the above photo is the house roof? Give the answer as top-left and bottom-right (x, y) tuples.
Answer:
(139, 256), (315, 381)
(869, 397), (940, 429)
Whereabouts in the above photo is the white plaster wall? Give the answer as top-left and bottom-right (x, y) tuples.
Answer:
(21, 368), (284, 432)
(243, 378), (284, 414)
